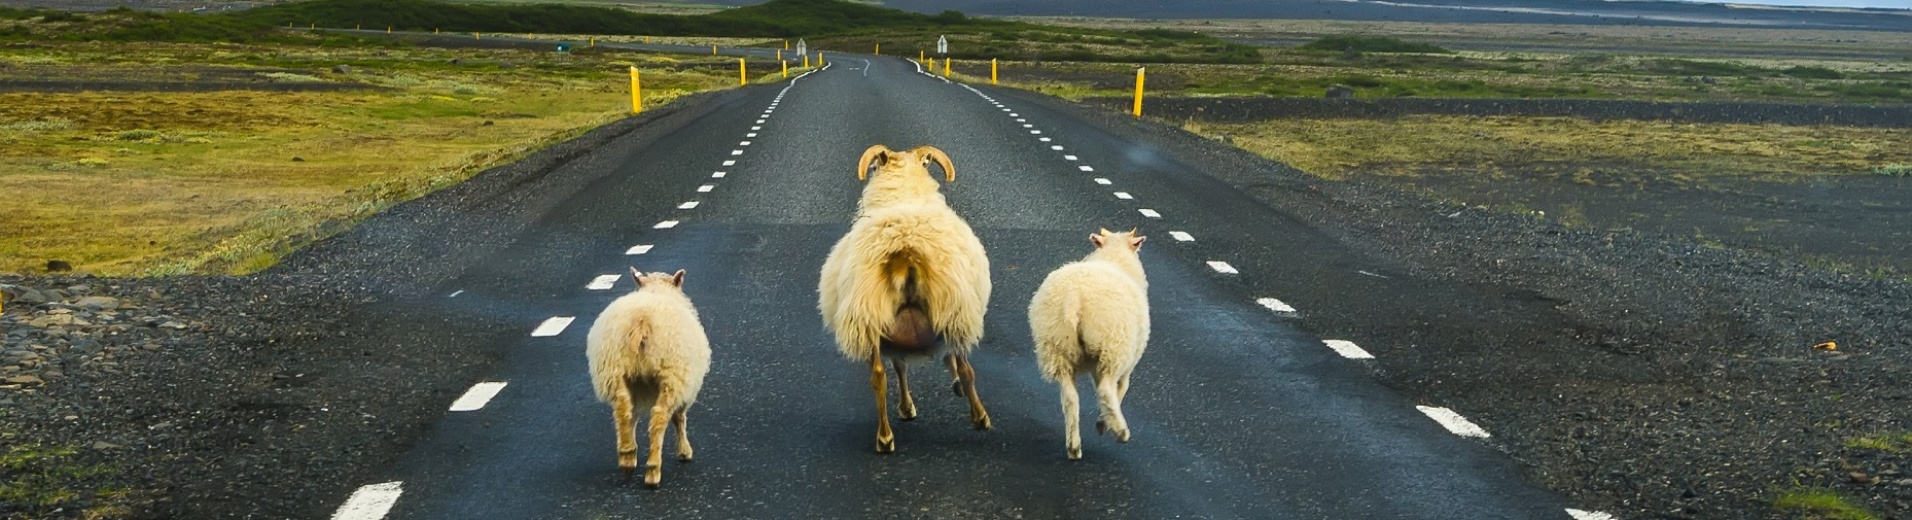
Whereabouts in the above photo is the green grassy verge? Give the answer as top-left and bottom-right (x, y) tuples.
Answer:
(1774, 488), (1880, 520)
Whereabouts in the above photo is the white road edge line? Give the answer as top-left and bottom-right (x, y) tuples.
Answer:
(448, 381), (508, 412)
(678, 201), (699, 209)
(1206, 261), (1238, 274)
(530, 316), (576, 337)
(1565, 509), (1618, 520)
(586, 274), (620, 290)
(1416, 405), (1492, 439)
(1257, 297), (1298, 313)
(625, 244), (653, 255)
(330, 481), (403, 520)
(447, 290), (465, 298)
(1138, 208), (1161, 218)
(1169, 231), (1193, 242)
(1322, 340), (1375, 360)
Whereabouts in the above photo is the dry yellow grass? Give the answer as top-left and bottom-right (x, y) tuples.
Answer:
(0, 43), (736, 276)
(1199, 116), (1912, 180)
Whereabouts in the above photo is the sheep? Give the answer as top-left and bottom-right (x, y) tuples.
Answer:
(1028, 228), (1149, 460)
(586, 268), (712, 487)
(818, 144), (993, 453)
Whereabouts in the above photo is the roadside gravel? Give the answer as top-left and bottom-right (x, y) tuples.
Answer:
(1017, 90), (1912, 520)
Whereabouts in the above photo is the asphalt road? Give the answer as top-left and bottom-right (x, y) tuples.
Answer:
(326, 55), (1592, 520)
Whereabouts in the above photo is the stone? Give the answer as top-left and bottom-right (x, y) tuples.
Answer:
(91, 441), (121, 450)
(28, 314), (76, 328)
(4, 374), (43, 385)
(66, 285), (91, 295)
(74, 296), (120, 310)
(46, 260), (72, 272)
(159, 321), (188, 330)
(1326, 84), (1355, 99)
(15, 289), (48, 304)
(332, 64), (352, 74)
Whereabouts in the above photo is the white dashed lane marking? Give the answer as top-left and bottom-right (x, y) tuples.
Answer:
(1138, 208), (1161, 218)
(712, 172), (726, 178)
(330, 481), (403, 520)
(447, 290), (465, 298)
(740, 141), (751, 146)
(625, 244), (653, 255)
(1063, 155), (1079, 161)
(586, 274), (620, 290)
(1257, 297), (1298, 313)
(1322, 340), (1375, 360)
(730, 150), (743, 155)
(1207, 261), (1238, 274)
(1094, 178), (1112, 185)
(1566, 509), (1618, 520)
(1031, 130), (1043, 134)
(1113, 192), (1134, 200)
(697, 185), (714, 193)
(678, 201), (699, 209)
(654, 220), (680, 229)
(448, 382), (508, 412)
(746, 133), (757, 137)
(1416, 406), (1491, 439)
(722, 160), (736, 166)
(1051, 145), (1064, 151)
(1039, 137), (1052, 142)
(1169, 231), (1194, 242)
(751, 126), (761, 130)
(1078, 165), (1095, 172)
(530, 317), (575, 337)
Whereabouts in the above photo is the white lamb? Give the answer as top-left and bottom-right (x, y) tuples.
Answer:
(818, 144), (993, 454)
(586, 268), (711, 487)
(1028, 228), (1149, 460)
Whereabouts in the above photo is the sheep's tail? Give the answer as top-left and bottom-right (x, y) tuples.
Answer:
(821, 207), (990, 360)
(1030, 287), (1084, 383)
(587, 303), (650, 404)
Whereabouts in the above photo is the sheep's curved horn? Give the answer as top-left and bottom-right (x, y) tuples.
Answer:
(857, 145), (890, 181)
(911, 145), (956, 182)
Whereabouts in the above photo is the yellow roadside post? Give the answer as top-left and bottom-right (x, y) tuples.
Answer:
(991, 58), (998, 84)
(739, 58), (747, 85)
(777, 49), (783, 60)
(475, 32), (482, 40)
(819, 52), (825, 65)
(434, 28), (439, 34)
(874, 43), (880, 55)
(784, 40), (790, 49)
(943, 57), (950, 76)
(645, 36), (651, 44)
(920, 50), (925, 62)
(386, 26), (392, 34)
(1132, 66), (1146, 117)
(310, 23), (315, 29)
(590, 37), (595, 47)
(630, 67), (642, 114)
(803, 53), (810, 68)
(356, 23), (361, 30)
(712, 44), (718, 55)
(782, 59), (788, 78)
(927, 57), (934, 71)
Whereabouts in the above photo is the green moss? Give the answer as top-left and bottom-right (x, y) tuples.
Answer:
(1773, 488), (1879, 520)
(0, 441), (125, 514)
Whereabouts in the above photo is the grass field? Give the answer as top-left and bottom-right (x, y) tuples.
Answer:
(0, 42), (744, 275)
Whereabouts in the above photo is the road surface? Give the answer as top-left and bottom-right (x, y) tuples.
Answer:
(324, 55), (1595, 520)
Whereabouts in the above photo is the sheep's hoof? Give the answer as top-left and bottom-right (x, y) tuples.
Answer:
(1067, 447), (1083, 460)
(1114, 429), (1131, 443)
(618, 450), (638, 475)
(951, 380), (965, 397)
(971, 414), (993, 431)
(644, 468), (662, 489)
(875, 437), (896, 454)
(1095, 420), (1107, 435)
(898, 405), (917, 421)
(677, 451), (694, 463)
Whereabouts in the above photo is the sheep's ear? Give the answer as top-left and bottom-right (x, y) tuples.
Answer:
(671, 269), (686, 287)
(1129, 235), (1146, 251)
(857, 145), (890, 181)
(1089, 233), (1105, 247)
(630, 267), (645, 287)
(1097, 227), (1111, 236)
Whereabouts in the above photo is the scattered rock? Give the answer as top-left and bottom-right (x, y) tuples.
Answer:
(46, 260), (72, 272)
(91, 441), (123, 450)
(159, 321), (189, 330)
(1326, 84), (1355, 99)
(5, 374), (44, 385)
(74, 295), (121, 310)
(331, 64), (352, 74)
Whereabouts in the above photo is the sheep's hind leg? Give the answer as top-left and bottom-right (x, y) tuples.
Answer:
(1093, 375), (1130, 443)
(612, 384), (639, 476)
(644, 389), (675, 488)
(893, 359), (918, 421)
(953, 354), (993, 430)
(1060, 378), (1083, 460)
(870, 352), (896, 453)
(945, 354), (964, 397)
(672, 408), (693, 462)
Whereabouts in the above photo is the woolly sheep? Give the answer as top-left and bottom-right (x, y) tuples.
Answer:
(818, 144), (994, 454)
(1028, 228), (1149, 460)
(586, 268), (711, 487)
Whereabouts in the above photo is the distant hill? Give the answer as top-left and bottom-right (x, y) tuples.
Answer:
(701, 0), (1912, 31)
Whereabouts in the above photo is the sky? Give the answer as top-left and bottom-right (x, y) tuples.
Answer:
(1677, 0), (1910, 8)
